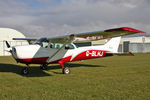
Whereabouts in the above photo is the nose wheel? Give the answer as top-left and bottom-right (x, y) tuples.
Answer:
(21, 64), (29, 75)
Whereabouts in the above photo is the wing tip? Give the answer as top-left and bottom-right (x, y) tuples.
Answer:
(122, 27), (145, 33)
(105, 27), (145, 33)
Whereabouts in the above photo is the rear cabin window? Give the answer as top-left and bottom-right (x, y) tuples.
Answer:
(49, 43), (75, 49)
(65, 44), (75, 49)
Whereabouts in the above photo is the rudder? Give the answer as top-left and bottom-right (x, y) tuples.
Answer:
(104, 37), (121, 53)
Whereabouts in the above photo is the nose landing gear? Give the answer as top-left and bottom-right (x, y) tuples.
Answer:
(21, 64), (29, 75)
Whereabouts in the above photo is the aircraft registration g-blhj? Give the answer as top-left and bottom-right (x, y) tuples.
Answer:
(5, 27), (145, 75)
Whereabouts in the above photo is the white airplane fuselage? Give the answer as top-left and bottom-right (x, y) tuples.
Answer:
(12, 37), (121, 65)
(12, 44), (111, 64)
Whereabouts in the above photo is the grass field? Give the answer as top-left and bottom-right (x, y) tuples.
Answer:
(0, 53), (150, 100)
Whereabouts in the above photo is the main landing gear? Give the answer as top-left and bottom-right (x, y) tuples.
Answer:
(63, 67), (70, 74)
(40, 64), (48, 70)
(59, 62), (70, 74)
(21, 63), (70, 75)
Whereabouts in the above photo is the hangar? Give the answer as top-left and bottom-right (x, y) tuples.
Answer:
(0, 28), (28, 56)
(120, 35), (150, 53)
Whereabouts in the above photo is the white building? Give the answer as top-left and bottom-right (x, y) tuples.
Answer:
(0, 28), (28, 56)
(121, 36), (150, 43)
(92, 35), (150, 53)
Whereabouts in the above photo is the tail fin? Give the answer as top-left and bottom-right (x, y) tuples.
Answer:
(104, 37), (121, 53)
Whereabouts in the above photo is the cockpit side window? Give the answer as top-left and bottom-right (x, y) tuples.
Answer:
(34, 38), (76, 49)
(49, 43), (63, 49)
(50, 43), (54, 48)
(42, 42), (49, 48)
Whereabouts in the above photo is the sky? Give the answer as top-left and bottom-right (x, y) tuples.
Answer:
(0, 0), (149, 37)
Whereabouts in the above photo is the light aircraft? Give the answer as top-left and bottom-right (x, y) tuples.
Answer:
(5, 27), (145, 75)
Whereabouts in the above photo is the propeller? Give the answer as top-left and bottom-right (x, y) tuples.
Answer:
(4, 41), (12, 52)
(5, 41), (11, 48)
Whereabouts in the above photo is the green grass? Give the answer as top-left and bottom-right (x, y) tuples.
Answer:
(0, 53), (150, 100)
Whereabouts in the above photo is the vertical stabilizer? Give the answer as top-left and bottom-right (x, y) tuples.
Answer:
(104, 37), (121, 53)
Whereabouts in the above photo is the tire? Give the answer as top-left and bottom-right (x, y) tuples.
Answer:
(62, 67), (70, 74)
(21, 67), (29, 75)
(40, 64), (47, 70)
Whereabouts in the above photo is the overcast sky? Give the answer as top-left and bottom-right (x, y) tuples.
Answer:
(0, 0), (149, 37)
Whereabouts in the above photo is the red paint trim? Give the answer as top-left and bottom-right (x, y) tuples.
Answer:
(50, 56), (72, 64)
(16, 57), (49, 64)
(105, 27), (145, 33)
(15, 50), (112, 64)
(122, 27), (145, 33)
(58, 61), (65, 69)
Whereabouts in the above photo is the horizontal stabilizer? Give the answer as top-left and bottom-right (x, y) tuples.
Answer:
(107, 52), (134, 56)
(114, 52), (134, 56)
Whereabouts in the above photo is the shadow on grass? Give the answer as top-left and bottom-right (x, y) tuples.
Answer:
(0, 63), (51, 77)
(48, 63), (105, 70)
(0, 63), (105, 77)
(48, 63), (105, 74)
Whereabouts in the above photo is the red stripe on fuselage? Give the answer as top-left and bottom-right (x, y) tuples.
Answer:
(50, 56), (72, 64)
(15, 50), (110, 64)
(16, 57), (49, 64)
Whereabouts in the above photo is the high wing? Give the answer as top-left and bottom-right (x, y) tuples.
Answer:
(13, 38), (37, 44)
(46, 27), (145, 43)
(13, 27), (145, 44)
(13, 38), (36, 41)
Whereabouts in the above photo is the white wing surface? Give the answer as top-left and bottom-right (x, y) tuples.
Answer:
(46, 27), (145, 43)
(13, 27), (145, 44)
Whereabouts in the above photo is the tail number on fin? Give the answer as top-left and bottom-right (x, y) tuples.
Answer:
(86, 50), (103, 57)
